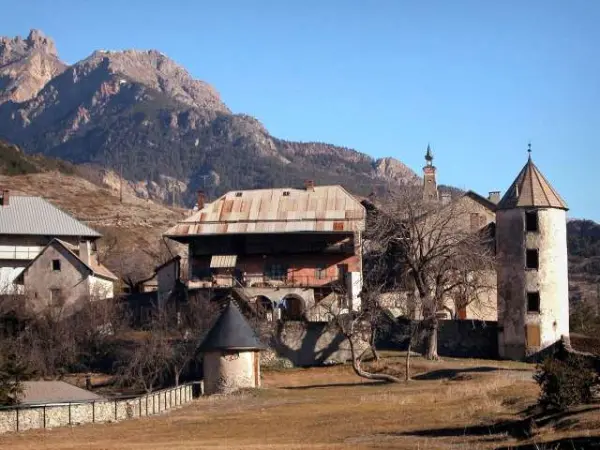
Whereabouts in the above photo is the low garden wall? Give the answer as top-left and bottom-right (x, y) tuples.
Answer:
(0, 383), (193, 434)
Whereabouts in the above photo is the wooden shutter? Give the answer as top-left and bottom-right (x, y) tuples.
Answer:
(526, 324), (541, 348)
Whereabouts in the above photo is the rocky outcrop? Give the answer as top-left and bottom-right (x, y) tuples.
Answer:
(0, 29), (66, 104)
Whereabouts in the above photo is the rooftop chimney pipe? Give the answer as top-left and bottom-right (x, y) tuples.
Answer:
(196, 190), (206, 210)
(488, 191), (501, 204)
(0, 189), (9, 207)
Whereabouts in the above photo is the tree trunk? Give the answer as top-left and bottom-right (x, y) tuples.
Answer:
(174, 372), (180, 387)
(348, 336), (401, 383)
(370, 327), (380, 362)
(425, 316), (439, 360)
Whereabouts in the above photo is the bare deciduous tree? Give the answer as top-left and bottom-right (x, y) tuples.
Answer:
(363, 188), (495, 362)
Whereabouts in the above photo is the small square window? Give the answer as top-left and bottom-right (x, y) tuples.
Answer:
(527, 292), (540, 313)
(526, 249), (539, 269)
(525, 211), (539, 232)
(315, 266), (326, 280)
(282, 191), (290, 196)
(235, 192), (243, 197)
(52, 259), (61, 271)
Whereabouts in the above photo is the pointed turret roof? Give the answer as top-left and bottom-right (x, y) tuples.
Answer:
(425, 144), (433, 162)
(497, 157), (568, 210)
(198, 301), (265, 352)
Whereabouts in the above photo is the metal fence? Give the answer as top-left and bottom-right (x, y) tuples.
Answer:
(0, 383), (194, 434)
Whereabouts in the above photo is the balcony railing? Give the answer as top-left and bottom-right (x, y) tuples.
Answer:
(187, 272), (344, 289)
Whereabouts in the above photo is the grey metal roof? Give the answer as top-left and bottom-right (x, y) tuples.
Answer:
(198, 301), (265, 352)
(19, 381), (104, 405)
(0, 195), (101, 237)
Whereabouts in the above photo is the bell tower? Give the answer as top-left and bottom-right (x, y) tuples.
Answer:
(496, 144), (569, 360)
(422, 144), (438, 202)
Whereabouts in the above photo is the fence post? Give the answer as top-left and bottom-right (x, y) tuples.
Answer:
(139, 397), (142, 417)
(114, 400), (118, 421)
(69, 403), (71, 426)
(43, 405), (46, 429)
(92, 401), (95, 423)
(15, 407), (18, 432)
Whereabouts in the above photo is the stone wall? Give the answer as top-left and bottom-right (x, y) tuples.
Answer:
(377, 317), (499, 359)
(273, 321), (369, 366)
(0, 384), (193, 434)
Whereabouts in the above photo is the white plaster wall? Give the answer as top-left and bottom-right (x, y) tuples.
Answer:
(203, 351), (258, 394)
(88, 276), (114, 300)
(346, 271), (362, 311)
(496, 208), (569, 359)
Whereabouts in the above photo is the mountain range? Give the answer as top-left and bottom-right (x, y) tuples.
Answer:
(0, 29), (422, 205)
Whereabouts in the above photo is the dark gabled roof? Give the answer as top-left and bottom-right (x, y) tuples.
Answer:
(198, 301), (265, 352)
(497, 157), (568, 210)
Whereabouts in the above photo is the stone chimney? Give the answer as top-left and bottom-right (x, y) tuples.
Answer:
(304, 180), (315, 191)
(0, 189), (9, 207)
(196, 190), (206, 210)
(79, 240), (92, 266)
(488, 191), (501, 204)
(440, 192), (451, 205)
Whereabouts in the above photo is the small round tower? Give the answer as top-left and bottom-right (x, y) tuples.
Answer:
(198, 301), (265, 394)
(496, 146), (569, 360)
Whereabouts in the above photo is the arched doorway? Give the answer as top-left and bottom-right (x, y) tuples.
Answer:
(281, 294), (305, 321)
(253, 295), (274, 321)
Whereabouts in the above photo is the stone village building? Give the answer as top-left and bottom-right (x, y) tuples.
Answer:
(155, 145), (570, 362)
(0, 189), (116, 311)
(163, 181), (366, 322)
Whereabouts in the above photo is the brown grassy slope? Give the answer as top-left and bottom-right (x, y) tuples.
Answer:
(3, 355), (600, 450)
(0, 171), (187, 262)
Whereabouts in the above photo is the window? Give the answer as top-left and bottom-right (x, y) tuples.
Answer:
(525, 211), (539, 232)
(333, 221), (344, 231)
(526, 249), (539, 269)
(52, 259), (61, 271)
(282, 191), (290, 197)
(235, 192), (243, 197)
(527, 292), (540, 313)
(315, 265), (326, 280)
(50, 288), (62, 306)
(265, 264), (287, 280)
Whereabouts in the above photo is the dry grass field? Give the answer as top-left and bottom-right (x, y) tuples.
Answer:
(2, 353), (600, 449)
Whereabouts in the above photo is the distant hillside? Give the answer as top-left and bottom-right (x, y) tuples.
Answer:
(568, 219), (600, 305)
(0, 140), (75, 176)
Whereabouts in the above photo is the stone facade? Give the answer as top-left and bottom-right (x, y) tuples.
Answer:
(0, 384), (193, 434)
(497, 208), (569, 359)
(203, 350), (260, 394)
(273, 321), (369, 367)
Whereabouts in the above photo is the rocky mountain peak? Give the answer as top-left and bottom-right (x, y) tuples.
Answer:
(0, 29), (65, 104)
(75, 48), (229, 113)
(0, 29), (58, 63)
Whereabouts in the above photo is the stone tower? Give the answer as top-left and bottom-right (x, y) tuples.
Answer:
(422, 144), (439, 202)
(496, 146), (569, 360)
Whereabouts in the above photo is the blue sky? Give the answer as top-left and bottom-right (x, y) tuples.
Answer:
(2, 0), (598, 220)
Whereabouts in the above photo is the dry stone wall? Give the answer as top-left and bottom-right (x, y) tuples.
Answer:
(0, 384), (193, 434)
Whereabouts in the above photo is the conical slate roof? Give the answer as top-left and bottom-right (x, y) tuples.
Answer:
(198, 301), (265, 352)
(497, 157), (568, 210)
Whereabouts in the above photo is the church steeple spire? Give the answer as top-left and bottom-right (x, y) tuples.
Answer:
(422, 143), (438, 201)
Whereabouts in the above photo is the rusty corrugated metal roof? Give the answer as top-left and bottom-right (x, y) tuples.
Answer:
(165, 185), (366, 237)
(497, 157), (568, 210)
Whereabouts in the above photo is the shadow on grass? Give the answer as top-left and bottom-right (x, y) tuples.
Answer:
(282, 381), (385, 390)
(389, 406), (600, 443)
(495, 436), (600, 449)
(413, 366), (531, 381)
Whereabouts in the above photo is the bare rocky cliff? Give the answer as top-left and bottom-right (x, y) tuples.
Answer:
(0, 29), (419, 205)
(0, 29), (66, 104)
